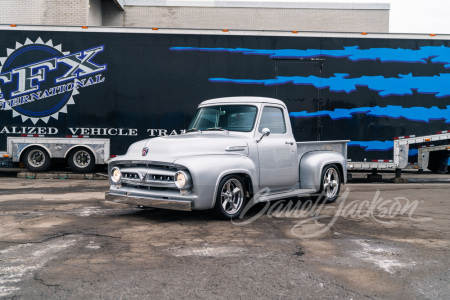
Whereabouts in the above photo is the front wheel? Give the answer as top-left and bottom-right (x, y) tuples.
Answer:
(314, 164), (341, 203)
(214, 175), (247, 220)
(22, 147), (52, 172)
(68, 148), (96, 173)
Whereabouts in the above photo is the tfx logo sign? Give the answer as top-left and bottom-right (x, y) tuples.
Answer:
(0, 38), (107, 123)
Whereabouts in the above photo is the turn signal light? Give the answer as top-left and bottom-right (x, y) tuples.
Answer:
(10, 24), (17, 27)
(361, 32), (367, 35)
(222, 29), (229, 32)
(430, 34), (436, 36)
(424, 138), (431, 142)
(82, 26), (88, 29)
(292, 31), (298, 33)
(3, 154), (9, 158)
(152, 28), (158, 30)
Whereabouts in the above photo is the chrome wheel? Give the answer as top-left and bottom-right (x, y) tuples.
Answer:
(323, 167), (339, 199)
(220, 178), (244, 215)
(27, 149), (46, 168)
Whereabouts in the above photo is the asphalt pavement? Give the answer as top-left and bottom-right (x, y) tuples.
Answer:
(0, 177), (449, 299)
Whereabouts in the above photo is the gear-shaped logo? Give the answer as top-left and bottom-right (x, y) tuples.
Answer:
(0, 37), (106, 124)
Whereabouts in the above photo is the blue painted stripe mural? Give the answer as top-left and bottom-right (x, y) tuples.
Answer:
(348, 140), (394, 151)
(209, 74), (450, 98)
(289, 105), (450, 123)
(171, 45), (449, 157)
(348, 141), (418, 156)
(170, 46), (450, 68)
(172, 45), (450, 98)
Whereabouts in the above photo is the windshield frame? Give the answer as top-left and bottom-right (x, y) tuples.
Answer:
(188, 105), (259, 133)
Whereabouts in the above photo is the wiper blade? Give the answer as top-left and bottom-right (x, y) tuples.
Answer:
(186, 128), (200, 132)
(205, 127), (226, 131)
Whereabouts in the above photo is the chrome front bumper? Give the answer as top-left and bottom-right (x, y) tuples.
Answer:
(105, 192), (192, 211)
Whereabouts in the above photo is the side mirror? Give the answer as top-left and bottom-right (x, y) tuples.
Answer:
(256, 128), (271, 143)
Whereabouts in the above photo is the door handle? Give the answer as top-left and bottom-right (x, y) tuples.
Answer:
(285, 141), (294, 145)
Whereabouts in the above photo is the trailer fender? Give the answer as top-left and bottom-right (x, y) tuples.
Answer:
(18, 144), (53, 162)
(299, 151), (346, 190)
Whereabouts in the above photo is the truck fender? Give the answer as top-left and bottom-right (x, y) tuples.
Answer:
(174, 155), (258, 210)
(213, 168), (256, 208)
(64, 145), (99, 164)
(18, 144), (53, 162)
(299, 151), (346, 190)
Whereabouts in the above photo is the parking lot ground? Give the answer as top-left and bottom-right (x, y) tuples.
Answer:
(0, 178), (449, 299)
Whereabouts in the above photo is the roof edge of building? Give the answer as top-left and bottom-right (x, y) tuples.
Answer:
(123, 1), (390, 10)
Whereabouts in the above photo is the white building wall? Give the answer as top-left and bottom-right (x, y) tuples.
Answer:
(0, 0), (96, 26)
(0, 0), (389, 33)
(0, 0), (47, 25)
(109, 5), (389, 32)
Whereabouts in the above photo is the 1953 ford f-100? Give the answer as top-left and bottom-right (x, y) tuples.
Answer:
(105, 97), (349, 219)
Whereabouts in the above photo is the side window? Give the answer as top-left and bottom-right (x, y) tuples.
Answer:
(258, 106), (286, 134)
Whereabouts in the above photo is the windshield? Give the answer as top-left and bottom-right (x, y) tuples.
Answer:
(188, 105), (258, 132)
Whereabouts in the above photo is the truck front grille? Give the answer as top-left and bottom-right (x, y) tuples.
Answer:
(122, 172), (140, 180)
(120, 166), (177, 189)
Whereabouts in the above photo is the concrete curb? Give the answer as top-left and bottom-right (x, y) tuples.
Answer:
(17, 172), (108, 180)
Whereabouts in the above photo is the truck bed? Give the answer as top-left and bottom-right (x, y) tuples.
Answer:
(297, 140), (349, 162)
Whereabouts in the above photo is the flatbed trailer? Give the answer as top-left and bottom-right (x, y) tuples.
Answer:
(348, 131), (450, 176)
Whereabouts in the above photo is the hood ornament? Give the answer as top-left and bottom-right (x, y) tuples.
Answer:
(142, 147), (149, 156)
(225, 145), (247, 151)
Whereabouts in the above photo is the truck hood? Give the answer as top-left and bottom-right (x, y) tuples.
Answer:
(120, 133), (249, 163)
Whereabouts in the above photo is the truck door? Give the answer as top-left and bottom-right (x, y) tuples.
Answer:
(256, 105), (298, 192)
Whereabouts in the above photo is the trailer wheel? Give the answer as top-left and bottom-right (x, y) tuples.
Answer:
(68, 148), (95, 173)
(313, 164), (341, 203)
(23, 147), (52, 172)
(214, 175), (247, 220)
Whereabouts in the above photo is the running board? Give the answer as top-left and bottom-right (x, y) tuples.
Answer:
(258, 188), (316, 202)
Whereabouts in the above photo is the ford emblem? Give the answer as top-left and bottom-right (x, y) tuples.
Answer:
(142, 147), (149, 156)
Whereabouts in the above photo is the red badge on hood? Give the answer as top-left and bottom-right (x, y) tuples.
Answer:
(142, 147), (149, 156)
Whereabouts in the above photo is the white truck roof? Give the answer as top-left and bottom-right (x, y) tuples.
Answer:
(199, 96), (286, 107)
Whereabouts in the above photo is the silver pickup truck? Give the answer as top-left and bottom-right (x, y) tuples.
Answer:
(106, 97), (348, 219)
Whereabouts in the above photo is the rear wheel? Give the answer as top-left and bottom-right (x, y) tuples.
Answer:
(214, 175), (247, 220)
(312, 164), (341, 203)
(23, 147), (52, 172)
(68, 148), (96, 173)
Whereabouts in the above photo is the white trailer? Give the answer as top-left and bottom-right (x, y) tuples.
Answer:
(1, 136), (110, 173)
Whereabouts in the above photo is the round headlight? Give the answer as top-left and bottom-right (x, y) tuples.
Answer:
(111, 167), (121, 183)
(174, 171), (189, 189)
